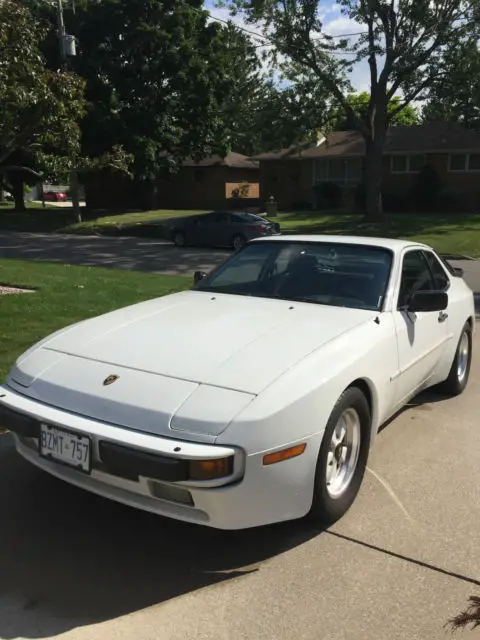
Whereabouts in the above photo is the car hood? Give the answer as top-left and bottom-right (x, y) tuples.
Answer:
(13, 291), (375, 395)
(9, 291), (374, 438)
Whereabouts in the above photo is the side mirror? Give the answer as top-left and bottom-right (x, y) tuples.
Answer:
(453, 266), (464, 278)
(408, 290), (448, 313)
(194, 271), (207, 285)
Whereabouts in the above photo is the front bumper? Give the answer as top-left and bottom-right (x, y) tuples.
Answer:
(0, 386), (319, 529)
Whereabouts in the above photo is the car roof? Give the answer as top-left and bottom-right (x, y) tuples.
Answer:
(254, 234), (431, 253)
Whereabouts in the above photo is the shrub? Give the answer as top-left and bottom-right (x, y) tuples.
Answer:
(410, 164), (443, 211)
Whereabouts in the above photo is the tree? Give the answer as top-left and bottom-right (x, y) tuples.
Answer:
(46, 0), (268, 199)
(228, 74), (335, 155)
(423, 40), (480, 128)
(331, 91), (419, 130)
(219, 0), (480, 220)
(0, 0), (86, 210)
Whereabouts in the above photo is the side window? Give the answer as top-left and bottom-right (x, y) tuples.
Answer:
(398, 251), (434, 309)
(208, 212), (229, 225)
(423, 251), (450, 290)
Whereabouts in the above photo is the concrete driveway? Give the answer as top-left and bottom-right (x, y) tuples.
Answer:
(1, 334), (479, 640)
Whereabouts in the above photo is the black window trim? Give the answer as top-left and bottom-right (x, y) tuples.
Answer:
(421, 249), (451, 292)
(397, 248), (450, 311)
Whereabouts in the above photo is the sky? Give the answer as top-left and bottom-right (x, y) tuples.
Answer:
(204, 0), (371, 93)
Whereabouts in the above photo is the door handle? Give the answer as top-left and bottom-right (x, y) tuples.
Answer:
(438, 311), (448, 323)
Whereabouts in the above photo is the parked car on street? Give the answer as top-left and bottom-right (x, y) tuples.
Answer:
(0, 236), (474, 529)
(43, 191), (68, 202)
(167, 210), (280, 250)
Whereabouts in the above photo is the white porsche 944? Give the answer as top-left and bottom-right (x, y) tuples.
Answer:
(0, 236), (475, 529)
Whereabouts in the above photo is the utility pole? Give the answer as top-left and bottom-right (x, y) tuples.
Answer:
(55, 0), (81, 222)
(56, 0), (66, 61)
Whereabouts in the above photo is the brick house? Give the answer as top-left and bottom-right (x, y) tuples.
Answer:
(84, 152), (259, 211)
(253, 123), (480, 212)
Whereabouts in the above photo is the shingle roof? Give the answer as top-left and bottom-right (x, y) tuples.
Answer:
(159, 151), (258, 169)
(251, 123), (480, 160)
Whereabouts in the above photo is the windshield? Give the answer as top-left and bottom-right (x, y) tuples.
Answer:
(195, 241), (393, 311)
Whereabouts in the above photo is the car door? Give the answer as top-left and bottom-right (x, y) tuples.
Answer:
(196, 212), (231, 247)
(392, 249), (450, 406)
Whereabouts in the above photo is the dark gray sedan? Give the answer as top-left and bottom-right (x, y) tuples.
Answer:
(167, 211), (280, 250)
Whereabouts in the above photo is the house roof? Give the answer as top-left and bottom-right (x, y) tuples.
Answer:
(159, 151), (258, 169)
(252, 123), (480, 160)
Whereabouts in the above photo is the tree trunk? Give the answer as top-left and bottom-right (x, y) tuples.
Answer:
(364, 136), (384, 222)
(12, 175), (25, 212)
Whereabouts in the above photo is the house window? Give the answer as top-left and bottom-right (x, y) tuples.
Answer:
(468, 154), (480, 170)
(391, 156), (407, 173)
(391, 155), (425, 173)
(448, 153), (480, 172)
(313, 158), (361, 185)
(314, 159), (328, 182)
(449, 154), (467, 171)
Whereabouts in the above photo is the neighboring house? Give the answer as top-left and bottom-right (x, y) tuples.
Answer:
(84, 152), (259, 211)
(253, 123), (480, 212)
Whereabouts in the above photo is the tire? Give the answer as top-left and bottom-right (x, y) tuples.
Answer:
(232, 234), (246, 251)
(173, 231), (186, 248)
(438, 322), (472, 396)
(309, 387), (371, 526)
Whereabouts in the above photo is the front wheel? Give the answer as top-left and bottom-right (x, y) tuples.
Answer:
(438, 322), (472, 396)
(309, 387), (371, 526)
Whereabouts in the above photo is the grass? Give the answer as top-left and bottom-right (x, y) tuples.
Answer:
(272, 211), (480, 257)
(64, 209), (205, 235)
(0, 259), (189, 381)
(1, 204), (480, 256)
(0, 204), (204, 235)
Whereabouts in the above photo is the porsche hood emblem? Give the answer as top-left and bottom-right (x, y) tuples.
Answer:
(103, 375), (120, 386)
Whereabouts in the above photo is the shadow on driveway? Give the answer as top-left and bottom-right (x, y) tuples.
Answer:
(0, 232), (229, 276)
(0, 435), (321, 639)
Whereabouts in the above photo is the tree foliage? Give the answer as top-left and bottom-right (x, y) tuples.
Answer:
(219, 0), (480, 220)
(423, 40), (480, 128)
(0, 1), (86, 195)
(44, 0), (261, 181)
(332, 91), (420, 130)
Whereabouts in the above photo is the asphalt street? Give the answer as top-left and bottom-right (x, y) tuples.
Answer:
(0, 231), (229, 277)
(0, 333), (479, 640)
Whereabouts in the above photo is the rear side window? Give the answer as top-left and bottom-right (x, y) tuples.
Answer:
(423, 251), (450, 290)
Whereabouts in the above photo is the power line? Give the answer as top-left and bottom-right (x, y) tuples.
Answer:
(204, 9), (361, 56)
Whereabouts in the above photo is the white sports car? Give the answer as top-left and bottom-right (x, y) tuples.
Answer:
(0, 236), (474, 529)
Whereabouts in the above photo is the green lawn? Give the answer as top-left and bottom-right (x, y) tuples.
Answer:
(273, 212), (480, 257)
(0, 259), (189, 381)
(1, 204), (480, 256)
(0, 204), (204, 234)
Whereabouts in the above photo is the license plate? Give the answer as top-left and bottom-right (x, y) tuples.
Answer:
(39, 424), (91, 474)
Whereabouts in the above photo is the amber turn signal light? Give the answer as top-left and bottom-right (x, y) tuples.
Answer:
(263, 444), (306, 466)
(189, 457), (234, 480)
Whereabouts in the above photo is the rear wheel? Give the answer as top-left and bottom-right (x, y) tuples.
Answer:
(309, 387), (371, 525)
(439, 322), (472, 396)
(232, 234), (246, 251)
(173, 231), (186, 248)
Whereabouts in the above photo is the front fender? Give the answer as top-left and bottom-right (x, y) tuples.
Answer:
(218, 313), (398, 454)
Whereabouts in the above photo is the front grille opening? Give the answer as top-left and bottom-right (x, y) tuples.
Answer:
(148, 480), (194, 506)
